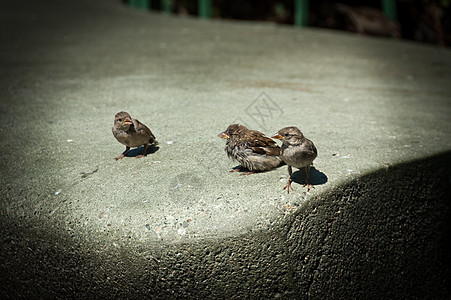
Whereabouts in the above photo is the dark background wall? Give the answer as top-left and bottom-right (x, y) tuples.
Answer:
(131, 0), (451, 47)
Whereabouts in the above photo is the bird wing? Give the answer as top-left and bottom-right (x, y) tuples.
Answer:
(298, 139), (317, 160)
(306, 140), (318, 157)
(247, 131), (281, 156)
(133, 119), (156, 142)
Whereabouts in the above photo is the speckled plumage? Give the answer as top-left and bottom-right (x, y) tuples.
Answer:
(112, 111), (158, 160)
(218, 124), (283, 174)
(273, 126), (317, 192)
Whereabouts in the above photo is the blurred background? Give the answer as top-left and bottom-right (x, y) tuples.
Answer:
(124, 0), (451, 47)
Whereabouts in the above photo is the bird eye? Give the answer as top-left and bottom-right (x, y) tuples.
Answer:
(118, 118), (122, 122)
(284, 133), (289, 137)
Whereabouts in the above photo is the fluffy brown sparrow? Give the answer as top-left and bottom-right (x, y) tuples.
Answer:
(218, 124), (283, 175)
(112, 111), (158, 160)
(272, 127), (317, 193)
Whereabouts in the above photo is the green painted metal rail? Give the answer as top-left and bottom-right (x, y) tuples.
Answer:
(294, 0), (309, 27)
(129, 0), (149, 10)
(160, 0), (171, 14)
(382, 0), (397, 20)
(198, 0), (211, 19)
(128, 0), (397, 26)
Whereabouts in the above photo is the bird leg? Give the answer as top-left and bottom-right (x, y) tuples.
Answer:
(240, 171), (254, 176)
(230, 165), (244, 173)
(136, 144), (148, 158)
(283, 166), (294, 193)
(115, 146), (130, 160)
(229, 165), (255, 175)
(230, 165), (254, 175)
(303, 165), (314, 191)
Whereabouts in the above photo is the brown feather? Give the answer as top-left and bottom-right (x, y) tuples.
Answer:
(112, 111), (158, 159)
(218, 124), (283, 172)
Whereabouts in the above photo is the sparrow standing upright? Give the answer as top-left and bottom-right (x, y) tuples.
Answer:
(112, 111), (158, 160)
(218, 124), (283, 174)
(272, 127), (317, 192)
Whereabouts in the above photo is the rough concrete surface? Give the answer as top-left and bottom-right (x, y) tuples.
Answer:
(1, 0), (450, 298)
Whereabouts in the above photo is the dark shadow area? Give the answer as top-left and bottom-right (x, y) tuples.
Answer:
(290, 166), (328, 187)
(124, 145), (160, 157)
(287, 151), (451, 299)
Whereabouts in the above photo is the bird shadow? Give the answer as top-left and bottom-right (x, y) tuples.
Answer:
(124, 145), (160, 157)
(290, 167), (328, 186)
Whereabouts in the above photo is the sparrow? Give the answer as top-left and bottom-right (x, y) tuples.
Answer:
(272, 127), (317, 193)
(112, 111), (158, 160)
(218, 124), (283, 175)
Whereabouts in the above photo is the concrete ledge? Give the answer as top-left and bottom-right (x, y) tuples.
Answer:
(1, 153), (450, 298)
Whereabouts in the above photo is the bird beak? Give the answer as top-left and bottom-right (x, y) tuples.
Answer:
(123, 118), (133, 125)
(271, 133), (283, 140)
(217, 132), (229, 139)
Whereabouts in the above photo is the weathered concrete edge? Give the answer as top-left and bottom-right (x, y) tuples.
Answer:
(1, 152), (450, 298)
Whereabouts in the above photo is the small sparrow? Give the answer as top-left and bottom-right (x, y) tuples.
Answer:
(112, 111), (158, 160)
(272, 127), (317, 193)
(218, 124), (283, 174)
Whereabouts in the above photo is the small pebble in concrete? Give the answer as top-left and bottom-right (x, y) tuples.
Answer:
(165, 216), (175, 222)
(172, 183), (183, 190)
(284, 204), (297, 210)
